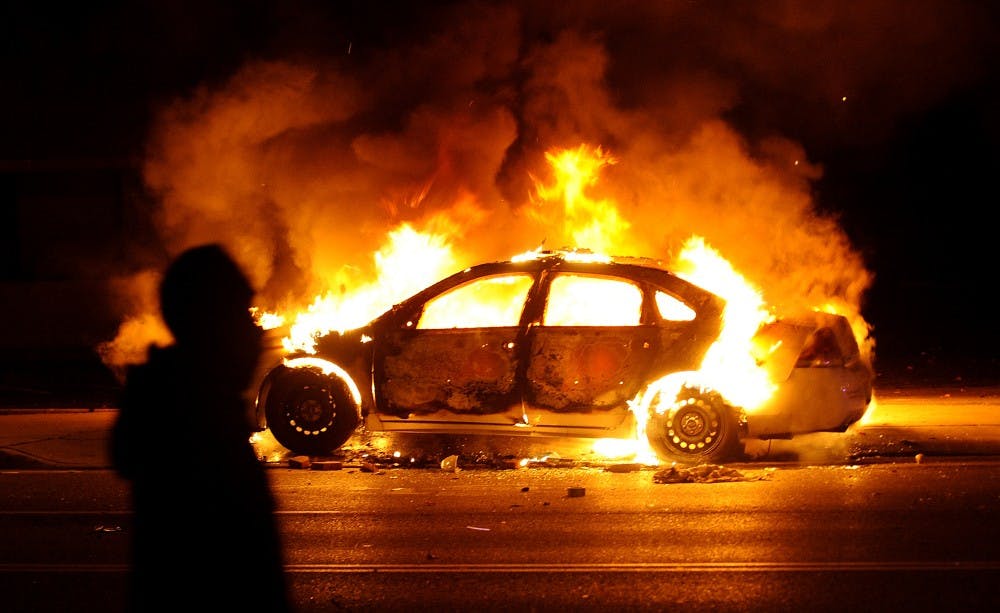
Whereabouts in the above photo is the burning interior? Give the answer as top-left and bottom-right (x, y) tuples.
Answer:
(250, 229), (872, 465)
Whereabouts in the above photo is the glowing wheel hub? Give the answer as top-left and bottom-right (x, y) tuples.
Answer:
(680, 412), (705, 436)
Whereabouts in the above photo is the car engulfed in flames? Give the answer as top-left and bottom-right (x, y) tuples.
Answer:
(251, 249), (873, 464)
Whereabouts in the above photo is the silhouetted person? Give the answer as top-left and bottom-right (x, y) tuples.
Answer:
(111, 244), (291, 612)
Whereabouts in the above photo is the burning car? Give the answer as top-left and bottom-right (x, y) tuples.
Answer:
(252, 250), (873, 464)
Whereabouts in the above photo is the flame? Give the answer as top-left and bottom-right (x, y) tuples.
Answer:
(283, 356), (364, 406)
(615, 237), (779, 464)
(530, 144), (629, 253)
(592, 437), (659, 465)
(416, 274), (534, 329)
(251, 308), (285, 330)
(672, 236), (776, 410)
(532, 147), (778, 463)
(282, 223), (457, 353)
(261, 142), (859, 465)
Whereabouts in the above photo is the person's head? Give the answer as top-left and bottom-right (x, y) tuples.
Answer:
(159, 244), (260, 354)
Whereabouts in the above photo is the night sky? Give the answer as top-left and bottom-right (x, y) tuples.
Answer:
(3, 1), (998, 396)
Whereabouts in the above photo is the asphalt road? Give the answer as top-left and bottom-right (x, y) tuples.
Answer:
(2, 456), (999, 612)
(3, 385), (999, 469)
(1, 386), (999, 611)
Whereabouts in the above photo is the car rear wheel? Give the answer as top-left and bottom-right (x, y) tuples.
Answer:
(264, 366), (360, 456)
(645, 385), (742, 464)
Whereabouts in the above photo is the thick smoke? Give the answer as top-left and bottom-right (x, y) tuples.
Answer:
(100, 0), (996, 372)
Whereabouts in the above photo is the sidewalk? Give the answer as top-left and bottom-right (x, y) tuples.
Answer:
(0, 408), (118, 469)
(1, 387), (999, 469)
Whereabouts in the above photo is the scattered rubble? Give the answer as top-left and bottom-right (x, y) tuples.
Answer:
(848, 432), (923, 461)
(440, 454), (460, 472)
(276, 439), (767, 480)
(605, 462), (643, 473)
(524, 453), (578, 468)
(495, 457), (521, 469)
(652, 463), (768, 484)
(287, 455), (311, 469)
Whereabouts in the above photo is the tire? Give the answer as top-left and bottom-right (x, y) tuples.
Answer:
(645, 385), (742, 464)
(263, 366), (360, 456)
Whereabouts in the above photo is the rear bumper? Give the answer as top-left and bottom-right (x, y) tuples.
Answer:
(745, 366), (873, 438)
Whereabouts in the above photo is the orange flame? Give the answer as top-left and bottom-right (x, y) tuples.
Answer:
(530, 146), (777, 463)
(261, 143), (856, 465)
(282, 223), (456, 353)
(530, 144), (629, 253)
(672, 236), (776, 410)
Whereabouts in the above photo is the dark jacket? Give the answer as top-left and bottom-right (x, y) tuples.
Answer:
(112, 343), (290, 612)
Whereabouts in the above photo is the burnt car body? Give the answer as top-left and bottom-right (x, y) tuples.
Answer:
(253, 252), (873, 463)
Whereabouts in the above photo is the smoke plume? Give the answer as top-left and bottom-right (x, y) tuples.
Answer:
(99, 0), (997, 372)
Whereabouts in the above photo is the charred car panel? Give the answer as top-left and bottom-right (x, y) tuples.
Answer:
(254, 252), (873, 463)
(525, 329), (649, 411)
(380, 328), (520, 416)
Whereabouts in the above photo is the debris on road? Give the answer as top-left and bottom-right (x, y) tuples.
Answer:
(440, 454), (460, 472)
(525, 454), (578, 468)
(605, 462), (643, 473)
(652, 463), (767, 484)
(494, 457), (521, 469)
(287, 455), (311, 469)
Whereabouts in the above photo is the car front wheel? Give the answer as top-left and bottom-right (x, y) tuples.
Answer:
(645, 385), (742, 464)
(263, 366), (360, 456)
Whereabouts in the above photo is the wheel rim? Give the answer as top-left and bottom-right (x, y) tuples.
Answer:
(659, 397), (722, 455)
(283, 384), (337, 436)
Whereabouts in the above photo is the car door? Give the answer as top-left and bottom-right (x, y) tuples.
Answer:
(375, 272), (535, 418)
(523, 272), (658, 431)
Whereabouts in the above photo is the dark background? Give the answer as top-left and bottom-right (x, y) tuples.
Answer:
(2, 1), (997, 405)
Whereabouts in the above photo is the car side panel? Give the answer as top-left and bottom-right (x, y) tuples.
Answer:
(524, 326), (657, 412)
(377, 327), (522, 417)
(745, 364), (872, 436)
